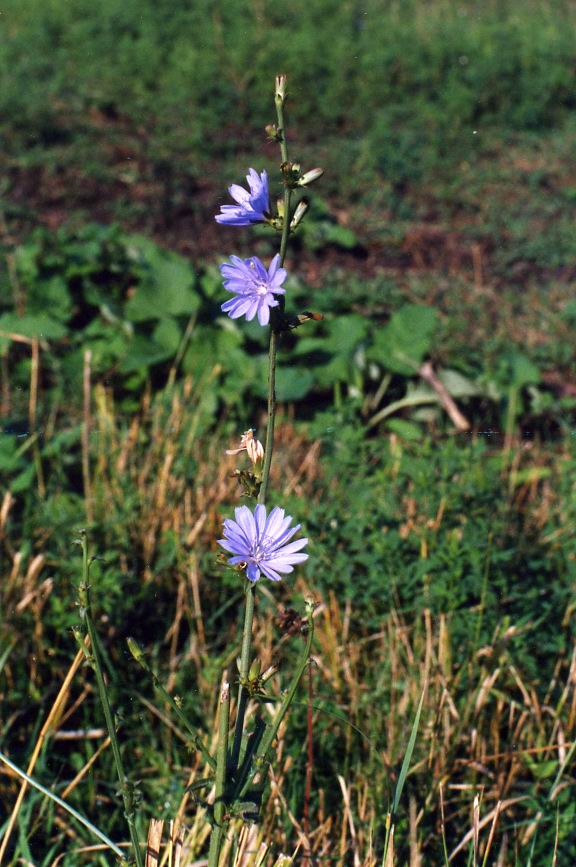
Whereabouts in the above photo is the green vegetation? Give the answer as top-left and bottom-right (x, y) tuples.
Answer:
(2, 0), (576, 863)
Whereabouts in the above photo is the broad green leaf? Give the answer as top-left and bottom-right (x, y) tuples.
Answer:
(499, 351), (540, 389)
(326, 315), (368, 352)
(153, 317), (182, 354)
(370, 304), (438, 375)
(125, 238), (198, 321)
(276, 367), (315, 400)
(253, 359), (315, 401)
(0, 312), (67, 346)
(119, 335), (174, 373)
(437, 368), (481, 397)
(27, 276), (73, 322)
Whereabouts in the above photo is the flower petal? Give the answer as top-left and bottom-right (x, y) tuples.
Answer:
(234, 506), (256, 543)
(254, 504), (267, 539)
(259, 562), (284, 582)
(247, 562), (261, 582)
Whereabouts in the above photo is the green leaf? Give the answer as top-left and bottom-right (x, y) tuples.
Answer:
(437, 368), (481, 398)
(10, 464), (36, 493)
(392, 687), (425, 816)
(124, 239), (198, 321)
(367, 383), (437, 428)
(370, 304), (438, 375)
(27, 276), (73, 322)
(0, 312), (67, 346)
(325, 315), (368, 353)
(385, 418), (423, 441)
(153, 317), (182, 354)
(499, 351), (540, 389)
(119, 335), (174, 373)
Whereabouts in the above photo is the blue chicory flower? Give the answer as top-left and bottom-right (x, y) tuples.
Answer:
(218, 504), (308, 583)
(215, 168), (270, 226)
(220, 254), (287, 326)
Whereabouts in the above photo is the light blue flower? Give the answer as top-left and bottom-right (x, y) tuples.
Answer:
(218, 504), (308, 583)
(220, 254), (287, 326)
(215, 168), (270, 226)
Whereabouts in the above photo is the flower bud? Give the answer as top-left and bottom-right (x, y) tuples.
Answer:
(297, 166), (324, 187)
(275, 74), (287, 104)
(249, 658), (262, 680)
(290, 199), (309, 230)
(127, 637), (144, 664)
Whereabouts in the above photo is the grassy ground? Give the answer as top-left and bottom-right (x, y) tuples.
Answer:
(2, 0), (576, 863)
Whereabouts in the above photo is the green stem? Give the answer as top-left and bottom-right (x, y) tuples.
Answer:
(258, 329), (278, 507)
(79, 534), (144, 867)
(230, 79), (294, 779)
(0, 750), (126, 860)
(258, 81), (292, 507)
(236, 612), (314, 802)
(207, 679), (231, 867)
(127, 638), (215, 770)
(230, 583), (256, 771)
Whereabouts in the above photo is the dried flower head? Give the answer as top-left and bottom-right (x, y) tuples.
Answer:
(226, 429), (264, 465)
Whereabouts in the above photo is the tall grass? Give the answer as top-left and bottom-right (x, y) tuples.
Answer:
(2, 375), (576, 862)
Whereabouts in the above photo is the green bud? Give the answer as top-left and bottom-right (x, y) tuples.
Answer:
(249, 658), (262, 680)
(265, 123), (280, 141)
(127, 637), (144, 664)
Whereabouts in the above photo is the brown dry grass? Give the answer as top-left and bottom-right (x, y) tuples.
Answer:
(1, 380), (574, 865)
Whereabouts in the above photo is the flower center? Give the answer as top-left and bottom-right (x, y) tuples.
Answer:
(255, 281), (269, 296)
(251, 535), (274, 562)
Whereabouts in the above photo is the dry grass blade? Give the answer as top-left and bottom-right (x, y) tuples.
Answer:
(146, 819), (165, 867)
(337, 774), (360, 867)
(481, 801), (502, 867)
(449, 798), (526, 861)
(170, 819), (185, 867)
(0, 641), (89, 862)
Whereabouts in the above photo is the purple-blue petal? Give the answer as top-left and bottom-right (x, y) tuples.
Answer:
(247, 562), (261, 582)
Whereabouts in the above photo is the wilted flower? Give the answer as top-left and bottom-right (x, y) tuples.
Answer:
(220, 254), (287, 326)
(218, 504), (308, 583)
(275, 74), (287, 104)
(226, 429), (264, 465)
(290, 199), (309, 230)
(215, 168), (270, 226)
(297, 167), (324, 187)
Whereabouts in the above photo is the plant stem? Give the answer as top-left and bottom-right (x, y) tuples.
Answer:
(236, 610), (314, 802)
(231, 78), (294, 776)
(78, 534), (144, 867)
(207, 678), (231, 867)
(230, 583), (256, 771)
(258, 329), (278, 507)
(258, 76), (292, 508)
(127, 637), (216, 769)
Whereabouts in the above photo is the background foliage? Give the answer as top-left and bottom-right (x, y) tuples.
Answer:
(2, 0), (576, 863)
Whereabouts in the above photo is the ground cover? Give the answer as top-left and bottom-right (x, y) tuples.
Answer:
(1, 0), (576, 862)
